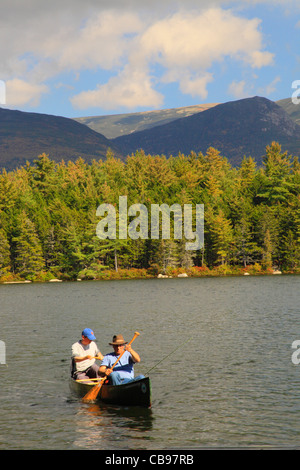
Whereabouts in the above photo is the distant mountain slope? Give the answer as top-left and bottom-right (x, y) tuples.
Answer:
(74, 103), (219, 139)
(276, 98), (300, 125)
(112, 96), (300, 166)
(0, 107), (123, 171)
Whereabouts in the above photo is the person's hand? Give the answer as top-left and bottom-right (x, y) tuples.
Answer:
(105, 368), (113, 376)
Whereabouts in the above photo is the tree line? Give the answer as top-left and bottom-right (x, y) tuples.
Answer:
(0, 141), (299, 282)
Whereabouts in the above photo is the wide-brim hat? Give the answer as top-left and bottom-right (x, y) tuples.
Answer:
(109, 334), (128, 346)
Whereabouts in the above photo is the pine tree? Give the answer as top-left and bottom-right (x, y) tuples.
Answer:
(280, 230), (300, 270)
(262, 229), (273, 270)
(234, 216), (260, 267)
(208, 209), (234, 265)
(12, 212), (45, 278)
(153, 239), (179, 273)
(257, 142), (294, 204)
(0, 228), (11, 276)
(256, 207), (279, 270)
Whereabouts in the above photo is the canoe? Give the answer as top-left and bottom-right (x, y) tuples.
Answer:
(69, 376), (151, 408)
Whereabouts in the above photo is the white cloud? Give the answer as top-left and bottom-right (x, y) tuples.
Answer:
(71, 8), (274, 109)
(247, 50), (274, 68)
(258, 75), (281, 96)
(0, 9), (143, 107)
(179, 74), (214, 99)
(139, 9), (272, 70)
(5, 79), (49, 107)
(71, 66), (164, 110)
(140, 9), (273, 94)
(228, 80), (251, 98)
(0, 2), (276, 110)
(228, 74), (281, 99)
(46, 12), (143, 72)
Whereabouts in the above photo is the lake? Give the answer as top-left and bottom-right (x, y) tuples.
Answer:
(0, 274), (299, 450)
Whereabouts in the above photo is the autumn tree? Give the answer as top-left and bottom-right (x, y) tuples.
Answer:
(12, 211), (45, 278)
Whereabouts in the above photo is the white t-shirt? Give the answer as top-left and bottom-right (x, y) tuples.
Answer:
(72, 340), (100, 372)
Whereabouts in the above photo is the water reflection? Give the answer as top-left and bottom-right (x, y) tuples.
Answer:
(73, 402), (153, 450)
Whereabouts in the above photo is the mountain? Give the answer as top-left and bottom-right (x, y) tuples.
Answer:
(112, 96), (300, 166)
(74, 103), (219, 139)
(2, 97), (299, 172)
(0, 107), (123, 171)
(73, 97), (300, 141)
(276, 98), (300, 125)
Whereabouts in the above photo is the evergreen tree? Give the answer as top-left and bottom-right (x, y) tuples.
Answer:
(233, 216), (260, 267)
(0, 228), (11, 276)
(206, 207), (234, 265)
(280, 230), (300, 270)
(12, 212), (45, 278)
(257, 142), (294, 204)
(152, 239), (179, 273)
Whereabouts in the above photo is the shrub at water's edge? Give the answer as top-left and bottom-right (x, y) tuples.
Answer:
(1, 263), (299, 283)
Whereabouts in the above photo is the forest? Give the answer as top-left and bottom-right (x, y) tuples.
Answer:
(0, 141), (299, 282)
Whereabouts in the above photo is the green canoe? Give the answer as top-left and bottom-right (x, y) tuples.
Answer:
(69, 376), (152, 408)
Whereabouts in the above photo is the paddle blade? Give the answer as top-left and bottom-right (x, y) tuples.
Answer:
(82, 379), (104, 403)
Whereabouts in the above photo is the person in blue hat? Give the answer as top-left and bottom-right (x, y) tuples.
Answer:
(71, 328), (103, 381)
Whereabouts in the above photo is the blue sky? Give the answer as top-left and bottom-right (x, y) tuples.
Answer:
(1, 0), (300, 118)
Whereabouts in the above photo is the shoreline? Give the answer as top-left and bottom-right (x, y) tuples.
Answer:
(1, 267), (299, 284)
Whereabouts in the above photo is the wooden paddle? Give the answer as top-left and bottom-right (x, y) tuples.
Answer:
(76, 377), (103, 382)
(82, 331), (140, 403)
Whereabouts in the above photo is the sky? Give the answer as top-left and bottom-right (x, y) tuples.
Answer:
(1, 0), (300, 118)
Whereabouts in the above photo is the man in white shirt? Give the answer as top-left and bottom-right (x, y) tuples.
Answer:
(71, 328), (103, 381)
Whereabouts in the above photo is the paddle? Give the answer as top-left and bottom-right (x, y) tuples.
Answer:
(82, 331), (140, 403)
(76, 377), (103, 382)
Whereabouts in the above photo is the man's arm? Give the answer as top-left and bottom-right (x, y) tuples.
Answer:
(74, 354), (93, 363)
(126, 345), (141, 363)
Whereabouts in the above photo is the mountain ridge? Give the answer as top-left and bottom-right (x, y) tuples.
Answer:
(74, 103), (219, 139)
(0, 107), (123, 171)
(1, 96), (300, 172)
(112, 96), (300, 166)
(73, 98), (299, 140)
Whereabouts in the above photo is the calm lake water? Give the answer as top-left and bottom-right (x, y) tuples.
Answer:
(0, 275), (299, 450)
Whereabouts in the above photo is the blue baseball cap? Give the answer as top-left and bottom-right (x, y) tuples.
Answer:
(82, 328), (96, 340)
